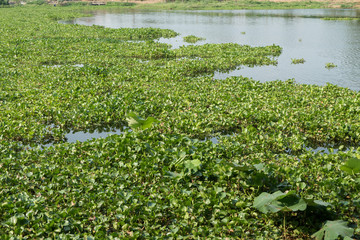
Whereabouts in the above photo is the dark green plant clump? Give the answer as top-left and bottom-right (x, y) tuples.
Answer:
(322, 17), (360, 20)
(291, 58), (305, 64)
(1, 5), (360, 239)
(183, 35), (205, 43)
(325, 62), (337, 69)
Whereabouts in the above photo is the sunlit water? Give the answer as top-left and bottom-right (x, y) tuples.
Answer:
(63, 9), (360, 91)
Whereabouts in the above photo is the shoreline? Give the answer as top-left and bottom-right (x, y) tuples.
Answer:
(43, 0), (360, 9)
(95, 0), (360, 9)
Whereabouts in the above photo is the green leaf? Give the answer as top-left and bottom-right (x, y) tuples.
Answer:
(126, 112), (158, 131)
(184, 159), (202, 172)
(304, 199), (332, 208)
(6, 216), (17, 226)
(279, 195), (307, 212)
(340, 157), (360, 174)
(311, 220), (354, 240)
(253, 191), (307, 213)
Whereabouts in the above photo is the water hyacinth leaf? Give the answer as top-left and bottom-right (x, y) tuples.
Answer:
(253, 163), (266, 171)
(279, 195), (307, 212)
(231, 163), (256, 172)
(184, 159), (202, 172)
(6, 216), (18, 226)
(166, 171), (184, 179)
(253, 191), (307, 213)
(253, 191), (286, 213)
(311, 220), (354, 240)
(304, 199), (332, 208)
(5, 214), (28, 226)
(340, 157), (360, 174)
(126, 112), (158, 130)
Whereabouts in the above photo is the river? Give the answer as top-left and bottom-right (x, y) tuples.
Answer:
(64, 9), (360, 91)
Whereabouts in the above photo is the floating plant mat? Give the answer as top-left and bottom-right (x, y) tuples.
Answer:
(1, 6), (360, 239)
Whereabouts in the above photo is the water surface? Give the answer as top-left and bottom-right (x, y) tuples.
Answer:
(64, 9), (360, 90)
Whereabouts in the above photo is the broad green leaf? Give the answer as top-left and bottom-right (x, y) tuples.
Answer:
(126, 112), (145, 129)
(126, 112), (158, 131)
(340, 157), (360, 174)
(253, 163), (266, 171)
(223, 162), (255, 172)
(311, 220), (354, 240)
(278, 195), (307, 212)
(142, 117), (158, 130)
(253, 191), (307, 213)
(304, 199), (332, 208)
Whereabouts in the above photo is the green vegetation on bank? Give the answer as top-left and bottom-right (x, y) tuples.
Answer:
(1, 5), (360, 239)
(8, 0), (360, 10)
(133, 0), (329, 10)
(323, 17), (360, 20)
(10, 0), (332, 10)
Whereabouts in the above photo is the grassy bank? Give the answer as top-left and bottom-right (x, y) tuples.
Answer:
(50, 0), (360, 10)
(1, 5), (360, 239)
(11, 0), (342, 10)
(131, 0), (328, 10)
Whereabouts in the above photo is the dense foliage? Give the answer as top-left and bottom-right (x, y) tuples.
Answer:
(0, 0), (8, 5)
(1, 5), (360, 239)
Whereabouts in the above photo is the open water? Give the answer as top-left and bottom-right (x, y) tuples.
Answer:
(64, 9), (360, 91)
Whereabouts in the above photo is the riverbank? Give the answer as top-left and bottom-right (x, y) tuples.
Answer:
(66, 0), (360, 9)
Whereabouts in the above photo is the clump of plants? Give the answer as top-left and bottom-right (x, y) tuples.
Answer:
(322, 17), (360, 21)
(325, 62), (337, 69)
(291, 58), (305, 64)
(183, 35), (205, 43)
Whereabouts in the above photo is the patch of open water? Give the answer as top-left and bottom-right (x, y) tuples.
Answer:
(43, 64), (84, 68)
(65, 128), (126, 143)
(62, 9), (360, 91)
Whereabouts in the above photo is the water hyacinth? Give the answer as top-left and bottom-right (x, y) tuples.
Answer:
(0, 5), (360, 239)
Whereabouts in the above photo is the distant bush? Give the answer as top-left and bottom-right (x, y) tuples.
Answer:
(58, 1), (89, 6)
(106, 2), (136, 6)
